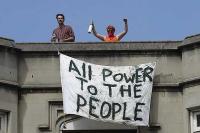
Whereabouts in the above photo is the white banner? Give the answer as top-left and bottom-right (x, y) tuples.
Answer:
(60, 53), (156, 126)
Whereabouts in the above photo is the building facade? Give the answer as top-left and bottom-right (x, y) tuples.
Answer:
(0, 34), (200, 133)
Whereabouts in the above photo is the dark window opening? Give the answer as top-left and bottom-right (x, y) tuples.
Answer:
(0, 117), (1, 130)
(197, 114), (200, 127)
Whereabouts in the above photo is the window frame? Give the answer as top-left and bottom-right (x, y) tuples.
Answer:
(190, 110), (200, 133)
(0, 111), (8, 133)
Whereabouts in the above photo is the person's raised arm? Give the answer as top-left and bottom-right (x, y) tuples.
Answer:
(92, 22), (105, 41)
(117, 19), (128, 41)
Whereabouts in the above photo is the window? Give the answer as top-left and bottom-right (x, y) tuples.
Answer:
(191, 110), (200, 133)
(197, 114), (200, 127)
(59, 117), (138, 133)
(0, 112), (8, 133)
(0, 117), (1, 130)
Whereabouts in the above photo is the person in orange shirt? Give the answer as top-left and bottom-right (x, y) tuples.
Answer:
(91, 19), (128, 42)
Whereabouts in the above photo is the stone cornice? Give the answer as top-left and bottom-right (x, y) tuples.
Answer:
(16, 41), (181, 53)
(180, 76), (200, 87)
(0, 37), (21, 50)
(179, 34), (200, 49)
(0, 79), (19, 89)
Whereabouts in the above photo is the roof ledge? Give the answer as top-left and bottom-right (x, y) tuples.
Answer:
(0, 36), (16, 48)
(180, 33), (200, 49)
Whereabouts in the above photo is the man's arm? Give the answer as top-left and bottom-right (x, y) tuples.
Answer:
(117, 19), (128, 41)
(63, 36), (75, 42)
(92, 23), (105, 41)
(63, 26), (75, 42)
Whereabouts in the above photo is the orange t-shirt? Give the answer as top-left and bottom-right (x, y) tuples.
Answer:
(104, 36), (119, 42)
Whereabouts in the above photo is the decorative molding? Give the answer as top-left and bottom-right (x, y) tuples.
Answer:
(180, 76), (200, 87)
(149, 123), (161, 130)
(20, 83), (181, 93)
(38, 124), (50, 131)
(182, 34), (200, 46)
(0, 79), (19, 87)
(16, 42), (181, 53)
(20, 84), (61, 89)
(20, 77), (200, 93)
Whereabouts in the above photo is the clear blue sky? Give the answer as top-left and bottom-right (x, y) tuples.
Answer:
(0, 0), (200, 42)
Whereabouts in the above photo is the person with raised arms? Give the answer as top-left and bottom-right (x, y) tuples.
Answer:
(91, 19), (128, 42)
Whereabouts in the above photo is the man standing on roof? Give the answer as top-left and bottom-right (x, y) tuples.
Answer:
(91, 19), (128, 42)
(51, 14), (75, 42)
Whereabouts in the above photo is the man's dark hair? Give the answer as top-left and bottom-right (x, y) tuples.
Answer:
(56, 14), (65, 20)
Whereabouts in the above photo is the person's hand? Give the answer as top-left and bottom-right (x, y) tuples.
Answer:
(51, 33), (56, 41)
(91, 22), (96, 33)
(123, 18), (128, 23)
(92, 21), (95, 27)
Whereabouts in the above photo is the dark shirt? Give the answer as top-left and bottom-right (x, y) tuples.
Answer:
(52, 25), (75, 42)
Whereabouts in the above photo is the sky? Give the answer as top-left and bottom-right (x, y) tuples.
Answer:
(0, 0), (200, 42)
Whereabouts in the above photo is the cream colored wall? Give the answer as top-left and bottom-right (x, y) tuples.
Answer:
(1, 35), (200, 133)
(0, 37), (18, 133)
(17, 43), (183, 133)
(0, 87), (18, 133)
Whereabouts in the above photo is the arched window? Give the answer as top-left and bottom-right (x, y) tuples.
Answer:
(57, 115), (137, 133)
(60, 122), (67, 130)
